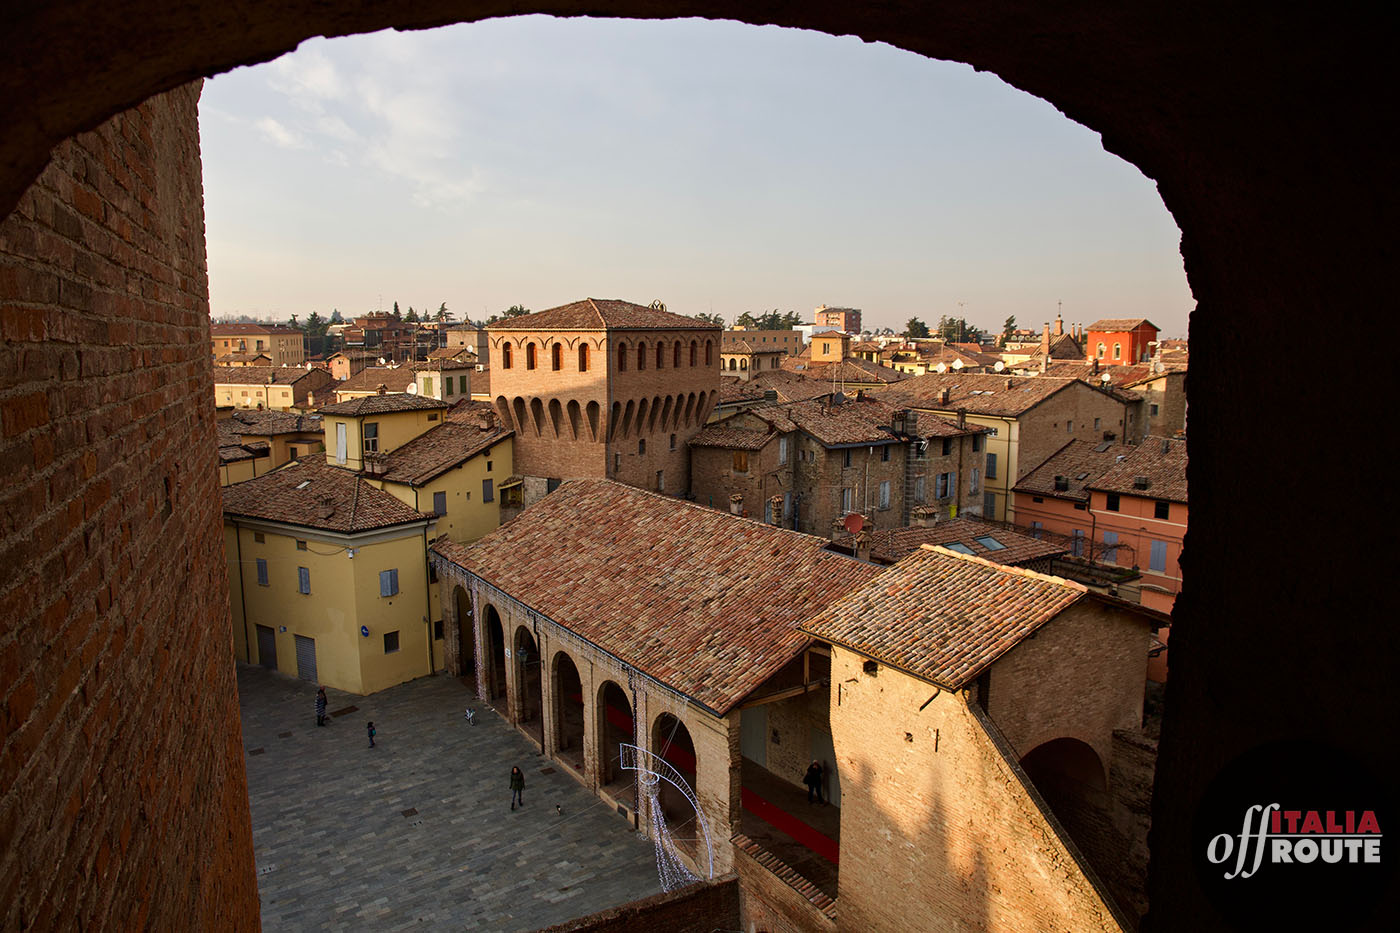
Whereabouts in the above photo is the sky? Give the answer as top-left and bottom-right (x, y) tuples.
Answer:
(198, 15), (1193, 337)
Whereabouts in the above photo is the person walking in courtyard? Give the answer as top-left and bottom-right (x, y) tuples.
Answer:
(804, 760), (825, 804)
(315, 687), (327, 727)
(367, 721), (376, 748)
(510, 766), (525, 810)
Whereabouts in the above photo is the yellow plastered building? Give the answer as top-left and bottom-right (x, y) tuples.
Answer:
(223, 458), (444, 695)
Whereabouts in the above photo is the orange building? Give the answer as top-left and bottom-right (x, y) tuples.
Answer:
(1084, 318), (1159, 364)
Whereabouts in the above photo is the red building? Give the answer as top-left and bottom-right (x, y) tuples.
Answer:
(1084, 318), (1158, 364)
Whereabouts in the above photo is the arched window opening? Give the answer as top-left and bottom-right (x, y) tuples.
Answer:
(740, 358), (748, 370)
(526, 342), (537, 370)
(673, 341), (681, 367)
(637, 342), (647, 370)
(690, 341), (698, 366)
(656, 342), (665, 369)
(553, 652), (585, 773)
(514, 627), (543, 748)
(598, 681), (634, 792)
(1096, 343), (1106, 358)
(1113, 342), (1122, 360)
(705, 340), (713, 366)
(502, 343), (513, 369)
(652, 713), (699, 856)
(617, 342), (628, 371)
(552, 343), (562, 371)
(578, 343), (590, 372)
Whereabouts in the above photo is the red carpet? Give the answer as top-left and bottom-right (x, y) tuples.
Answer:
(741, 787), (839, 864)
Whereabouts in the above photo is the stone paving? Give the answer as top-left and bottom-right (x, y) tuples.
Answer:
(237, 664), (662, 931)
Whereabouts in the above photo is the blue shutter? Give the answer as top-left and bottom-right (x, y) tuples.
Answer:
(256, 558), (268, 586)
(1150, 540), (1168, 572)
(298, 566), (310, 594)
(483, 478), (494, 502)
(380, 570), (392, 597)
(986, 452), (997, 479)
(433, 491), (447, 515)
(1102, 531), (1119, 564)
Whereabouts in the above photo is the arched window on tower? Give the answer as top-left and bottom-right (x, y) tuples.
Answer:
(656, 342), (664, 369)
(502, 343), (513, 369)
(637, 342), (647, 370)
(673, 341), (681, 367)
(618, 342), (628, 371)
(526, 342), (537, 370)
(552, 343), (562, 371)
(705, 340), (713, 366)
(578, 344), (590, 372)
(690, 341), (697, 367)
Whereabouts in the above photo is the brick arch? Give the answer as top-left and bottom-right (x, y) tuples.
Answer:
(620, 398), (636, 439)
(682, 392), (697, 427)
(551, 649), (586, 770)
(673, 340), (682, 368)
(608, 400), (622, 443)
(660, 395), (674, 430)
(511, 396), (528, 435)
(648, 394), (663, 432)
(616, 340), (628, 372)
(495, 395), (512, 431)
(547, 397), (564, 438)
(529, 397), (546, 437)
(566, 399), (582, 440)
(586, 400), (601, 442)
(636, 341), (647, 371)
(634, 397), (650, 437)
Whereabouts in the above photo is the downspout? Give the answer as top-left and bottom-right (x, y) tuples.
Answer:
(233, 520), (252, 663)
(423, 521), (435, 676)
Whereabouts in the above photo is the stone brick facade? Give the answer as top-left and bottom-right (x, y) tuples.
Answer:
(487, 316), (720, 502)
(0, 84), (258, 930)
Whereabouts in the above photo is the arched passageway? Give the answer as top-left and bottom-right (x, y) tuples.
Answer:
(597, 681), (634, 803)
(484, 605), (506, 701)
(514, 627), (543, 747)
(1020, 738), (1116, 902)
(553, 652), (585, 774)
(652, 713), (699, 856)
(452, 586), (474, 680)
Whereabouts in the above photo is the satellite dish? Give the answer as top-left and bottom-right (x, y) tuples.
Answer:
(1101, 372), (1112, 384)
(843, 512), (865, 534)
(406, 382), (418, 395)
(994, 360), (1005, 372)
(378, 357), (386, 366)
(951, 358), (964, 370)
(934, 362), (947, 373)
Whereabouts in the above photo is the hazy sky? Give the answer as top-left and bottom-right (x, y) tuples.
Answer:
(199, 15), (1193, 337)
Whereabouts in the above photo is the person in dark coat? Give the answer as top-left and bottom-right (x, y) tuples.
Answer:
(315, 687), (327, 727)
(510, 766), (525, 810)
(367, 721), (376, 748)
(804, 760), (825, 804)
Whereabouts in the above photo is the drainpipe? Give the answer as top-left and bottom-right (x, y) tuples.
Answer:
(233, 520), (252, 663)
(423, 522), (435, 676)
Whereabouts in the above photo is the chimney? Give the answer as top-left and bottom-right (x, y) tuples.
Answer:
(767, 495), (784, 527)
(376, 383), (388, 395)
(318, 496), (335, 519)
(1054, 314), (1064, 336)
(729, 493), (744, 515)
(957, 409), (966, 428)
(1005, 377), (1014, 389)
(854, 528), (872, 562)
(1092, 358), (1099, 375)
(937, 388), (950, 406)
(912, 505), (937, 528)
(477, 410), (495, 431)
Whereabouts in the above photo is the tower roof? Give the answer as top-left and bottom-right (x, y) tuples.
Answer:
(487, 298), (719, 332)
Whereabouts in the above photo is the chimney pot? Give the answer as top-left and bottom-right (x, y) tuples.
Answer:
(729, 493), (744, 515)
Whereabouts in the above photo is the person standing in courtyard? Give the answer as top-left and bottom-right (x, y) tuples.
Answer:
(367, 721), (376, 748)
(804, 760), (825, 804)
(315, 687), (327, 727)
(510, 766), (525, 810)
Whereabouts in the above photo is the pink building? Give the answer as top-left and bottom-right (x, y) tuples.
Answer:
(1014, 437), (1186, 682)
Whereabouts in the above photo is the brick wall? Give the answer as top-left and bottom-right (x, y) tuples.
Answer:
(828, 647), (1123, 932)
(1018, 384), (1135, 479)
(0, 84), (258, 929)
(534, 877), (740, 932)
(732, 838), (837, 933)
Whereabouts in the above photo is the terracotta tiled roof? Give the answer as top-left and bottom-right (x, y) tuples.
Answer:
(874, 373), (1082, 416)
(718, 381), (769, 403)
(801, 546), (1087, 689)
(780, 357), (908, 385)
(210, 323), (302, 335)
(721, 339), (756, 353)
(215, 352), (272, 363)
(328, 349), (379, 360)
(222, 460), (430, 533)
(217, 441), (269, 465)
(212, 365), (319, 386)
(225, 410), (323, 436)
(317, 394), (448, 416)
(1013, 440), (1136, 501)
(487, 298), (721, 332)
(1087, 436), (1188, 503)
(425, 346), (476, 361)
(747, 371), (836, 403)
(832, 518), (1067, 566)
(409, 357), (472, 372)
(688, 425), (778, 451)
(432, 480), (881, 714)
(1087, 318), (1157, 332)
(335, 366), (414, 394)
(376, 420), (513, 486)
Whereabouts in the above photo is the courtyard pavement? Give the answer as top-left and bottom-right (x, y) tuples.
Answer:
(237, 664), (662, 931)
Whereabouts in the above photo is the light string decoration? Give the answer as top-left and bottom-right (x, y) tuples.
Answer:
(621, 742), (715, 892)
